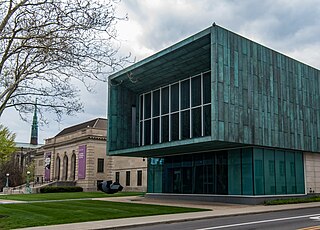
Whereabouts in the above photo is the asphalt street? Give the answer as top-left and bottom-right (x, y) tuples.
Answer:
(124, 207), (320, 230)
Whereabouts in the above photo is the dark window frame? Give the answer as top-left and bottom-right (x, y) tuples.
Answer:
(97, 158), (104, 173)
(115, 172), (120, 183)
(126, 171), (131, 186)
(137, 170), (142, 186)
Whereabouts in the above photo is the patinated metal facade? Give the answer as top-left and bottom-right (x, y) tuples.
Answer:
(108, 25), (320, 196)
(108, 25), (320, 156)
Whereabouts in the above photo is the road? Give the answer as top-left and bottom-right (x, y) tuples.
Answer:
(124, 207), (320, 230)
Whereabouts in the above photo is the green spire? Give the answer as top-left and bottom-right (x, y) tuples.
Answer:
(30, 99), (38, 145)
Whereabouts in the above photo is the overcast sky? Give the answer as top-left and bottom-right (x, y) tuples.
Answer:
(1, 0), (320, 143)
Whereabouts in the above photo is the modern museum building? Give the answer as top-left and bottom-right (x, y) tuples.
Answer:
(107, 24), (320, 202)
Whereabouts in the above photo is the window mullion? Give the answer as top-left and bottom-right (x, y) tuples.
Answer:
(151, 91), (153, 145)
(139, 96), (141, 146)
(159, 88), (162, 143)
(201, 73), (204, 136)
(179, 81), (181, 140)
(142, 94), (145, 146)
(169, 85), (171, 142)
(189, 78), (192, 138)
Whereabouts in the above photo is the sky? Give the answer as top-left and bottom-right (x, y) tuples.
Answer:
(1, 0), (320, 143)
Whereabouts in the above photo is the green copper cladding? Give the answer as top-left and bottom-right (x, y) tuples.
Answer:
(30, 99), (38, 145)
(211, 26), (320, 152)
(108, 24), (320, 157)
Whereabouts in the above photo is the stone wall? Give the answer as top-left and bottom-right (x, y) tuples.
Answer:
(304, 152), (320, 193)
(34, 123), (147, 192)
(111, 156), (147, 192)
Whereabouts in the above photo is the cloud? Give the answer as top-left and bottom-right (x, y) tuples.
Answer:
(120, 0), (320, 69)
(0, 79), (107, 143)
(2, 0), (320, 142)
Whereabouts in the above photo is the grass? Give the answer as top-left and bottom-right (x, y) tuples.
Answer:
(264, 196), (320, 205)
(0, 191), (144, 201)
(0, 200), (206, 229)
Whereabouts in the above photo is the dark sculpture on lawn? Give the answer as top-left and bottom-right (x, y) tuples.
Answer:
(98, 180), (123, 194)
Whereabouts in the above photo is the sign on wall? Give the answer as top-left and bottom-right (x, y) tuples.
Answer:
(44, 152), (51, 181)
(78, 145), (87, 179)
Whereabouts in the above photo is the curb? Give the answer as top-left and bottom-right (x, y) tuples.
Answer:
(14, 201), (320, 230)
(90, 203), (320, 230)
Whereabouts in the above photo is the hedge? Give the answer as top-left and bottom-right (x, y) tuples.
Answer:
(40, 186), (83, 193)
(264, 196), (320, 205)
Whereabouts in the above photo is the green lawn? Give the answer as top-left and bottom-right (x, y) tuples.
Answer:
(0, 191), (144, 201)
(0, 200), (206, 229)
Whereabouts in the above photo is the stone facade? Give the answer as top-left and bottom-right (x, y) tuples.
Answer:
(110, 156), (147, 192)
(34, 118), (147, 192)
(304, 152), (320, 193)
(34, 148), (44, 184)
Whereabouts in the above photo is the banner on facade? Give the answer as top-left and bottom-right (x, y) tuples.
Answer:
(44, 152), (51, 181)
(78, 145), (87, 179)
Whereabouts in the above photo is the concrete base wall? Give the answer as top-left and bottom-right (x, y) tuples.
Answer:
(111, 156), (147, 192)
(304, 152), (320, 193)
(146, 193), (308, 205)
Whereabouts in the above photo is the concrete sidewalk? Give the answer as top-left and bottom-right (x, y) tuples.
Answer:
(11, 196), (320, 230)
(0, 199), (25, 204)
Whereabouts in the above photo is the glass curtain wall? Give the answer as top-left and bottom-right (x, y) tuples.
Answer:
(148, 148), (305, 195)
(139, 71), (211, 146)
(149, 150), (228, 194)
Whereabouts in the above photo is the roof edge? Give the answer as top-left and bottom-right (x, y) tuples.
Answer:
(109, 26), (212, 80)
(54, 118), (107, 138)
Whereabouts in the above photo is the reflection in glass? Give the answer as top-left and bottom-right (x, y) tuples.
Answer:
(171, 83), (179, 112)
(181, 110), (190, 139)
(153, 118), (160, 144)
(171, 113), (179, 141)
(147, 148), (305, 196)
(203, 72), (211, 104)
(140, 122), (143, 145)
(181, 79), (190, 110)
(203, 105), (211, 136)
(161, 115), (169, 142)
(139, 71), (212, 146)
(144, 93), (151, 119)
(140, 95), (143, 120)
(192, 107), (201, 138)
(264, 149), (275, 195)
(161, 87), (169, 115)
(286, 151), (296, 194)
(191, 76), (201, 106)
(144, 120), (151, 145)
(275, 150), (286, 194)
(153, 90), (160, 117)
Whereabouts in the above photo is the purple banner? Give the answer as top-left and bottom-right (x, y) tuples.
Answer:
(44, 152), (51, 181)
(78, 145), (87, 179)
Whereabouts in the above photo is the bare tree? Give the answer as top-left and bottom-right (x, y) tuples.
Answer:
(0, 0), (128, 122)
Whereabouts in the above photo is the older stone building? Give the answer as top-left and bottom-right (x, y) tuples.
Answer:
(34, 118), (147, 192)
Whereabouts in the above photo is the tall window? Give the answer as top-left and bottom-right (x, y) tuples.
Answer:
(139, 71), (211, 146)
(115, 172), (120, 183)
(126, 171), (131, 186)
(97, 158), (104, 173)
(137, 170), (142, 186)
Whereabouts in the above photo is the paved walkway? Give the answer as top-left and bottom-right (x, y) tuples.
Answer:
(1, 196), (318, 230)
(0, 199), (25, 204)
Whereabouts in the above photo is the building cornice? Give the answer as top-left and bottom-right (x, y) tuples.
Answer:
(43, 134), (106, 149)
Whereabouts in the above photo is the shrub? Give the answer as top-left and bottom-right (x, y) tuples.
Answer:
(264, 196), (320, 205)
(40, 186), (83, 193)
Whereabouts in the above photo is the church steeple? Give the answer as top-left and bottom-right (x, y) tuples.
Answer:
(30, 99), (38, 145)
